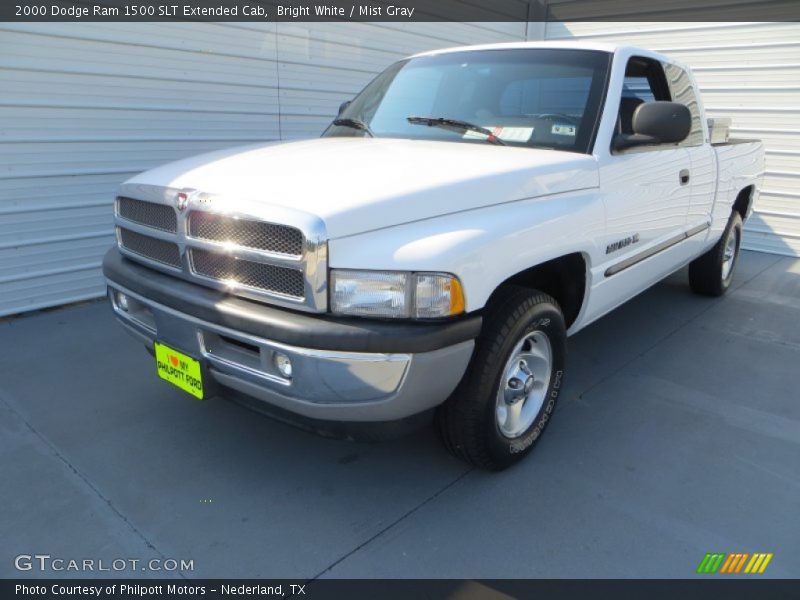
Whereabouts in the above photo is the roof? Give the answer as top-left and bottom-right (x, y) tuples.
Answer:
(408, 40), (671, 63)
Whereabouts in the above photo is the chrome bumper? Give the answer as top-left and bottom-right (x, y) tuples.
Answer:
(107, 284), (474, 422)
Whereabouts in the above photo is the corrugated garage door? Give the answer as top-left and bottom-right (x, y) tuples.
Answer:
(0, 21), (524, 316)
(544, 21), (800, 257)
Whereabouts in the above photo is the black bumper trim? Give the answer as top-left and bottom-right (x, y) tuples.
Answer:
(102, 248), (481, 354)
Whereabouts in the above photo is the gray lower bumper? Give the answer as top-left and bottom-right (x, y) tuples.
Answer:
(107, 284), (474, 422)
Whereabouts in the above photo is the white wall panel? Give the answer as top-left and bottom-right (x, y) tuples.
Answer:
(545, 21), (800, 257)
(0, 20), (522, 316)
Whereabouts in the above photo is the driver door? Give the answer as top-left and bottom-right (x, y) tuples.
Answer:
(590, 56), (693, 319)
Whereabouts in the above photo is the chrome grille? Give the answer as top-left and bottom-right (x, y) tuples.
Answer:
(188, 212), (303, 256)
(118, 228), (181, 268)
(113, 185), (327, 311)
(190, 249), (305, 298)
(117, 197), (177, 232)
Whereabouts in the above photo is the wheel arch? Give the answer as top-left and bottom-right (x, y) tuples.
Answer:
(732, 185), (755, 222)
(487, 252), (588, 329)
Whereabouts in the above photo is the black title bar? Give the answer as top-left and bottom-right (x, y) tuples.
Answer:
(3, 0), (800, 22)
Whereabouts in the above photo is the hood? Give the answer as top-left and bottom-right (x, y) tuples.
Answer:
(125, 137), (599, 239)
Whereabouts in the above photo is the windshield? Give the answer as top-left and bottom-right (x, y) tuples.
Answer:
(323, 49), (611, 153)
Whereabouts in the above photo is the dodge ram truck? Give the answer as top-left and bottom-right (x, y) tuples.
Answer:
(103, 42), (764, 470)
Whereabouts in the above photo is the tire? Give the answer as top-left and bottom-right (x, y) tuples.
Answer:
(435, 286), (566, 471)
(689, 212), (743, 297)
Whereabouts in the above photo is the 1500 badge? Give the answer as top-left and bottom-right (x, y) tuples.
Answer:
(606, 233), (640, 254)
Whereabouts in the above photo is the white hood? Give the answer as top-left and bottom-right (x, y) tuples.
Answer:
(126, 137), (599, 239)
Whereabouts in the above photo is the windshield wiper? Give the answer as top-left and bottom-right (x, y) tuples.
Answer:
(407, 116), (506, 145)
(332, 117), (374, 137)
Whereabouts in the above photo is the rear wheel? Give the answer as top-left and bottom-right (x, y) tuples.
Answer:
(436, 287), (566, 471)
(689, 212), (742, 297)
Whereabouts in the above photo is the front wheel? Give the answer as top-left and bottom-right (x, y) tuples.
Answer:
(689, 212), (743, 297)
(435, 287), (566, 471)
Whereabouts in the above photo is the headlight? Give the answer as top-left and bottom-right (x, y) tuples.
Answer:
(330, 270), (465, 319)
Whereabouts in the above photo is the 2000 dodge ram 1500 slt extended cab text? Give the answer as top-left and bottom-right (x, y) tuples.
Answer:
(103, 42), (764, 470)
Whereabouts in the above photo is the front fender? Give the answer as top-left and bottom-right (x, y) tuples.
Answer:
(328, 189), (605, 312)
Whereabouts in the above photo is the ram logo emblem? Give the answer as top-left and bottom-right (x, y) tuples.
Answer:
(176, 192), (189, 211)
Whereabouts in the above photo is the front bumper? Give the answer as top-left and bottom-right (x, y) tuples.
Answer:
(103, 248), (479, 422)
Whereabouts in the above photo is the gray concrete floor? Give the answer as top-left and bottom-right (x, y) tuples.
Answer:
(1, 250), (798, 579)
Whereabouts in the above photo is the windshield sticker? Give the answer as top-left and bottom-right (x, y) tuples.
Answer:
(551, 124), (576, 136)
(463, 126), (534, 143)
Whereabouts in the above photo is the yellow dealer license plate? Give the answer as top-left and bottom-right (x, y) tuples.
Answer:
(154, 342), (204, 399)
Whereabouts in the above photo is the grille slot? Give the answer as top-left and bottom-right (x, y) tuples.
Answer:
(118, 228), (181, 269)
(117, 197), (177, 232)
(188, 212), (303, 256)
(190, 249), (305, 299)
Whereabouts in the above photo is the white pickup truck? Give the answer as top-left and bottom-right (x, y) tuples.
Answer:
(104, 41), (764, 470)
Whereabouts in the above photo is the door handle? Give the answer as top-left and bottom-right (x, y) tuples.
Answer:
(679, 169), (690, 185)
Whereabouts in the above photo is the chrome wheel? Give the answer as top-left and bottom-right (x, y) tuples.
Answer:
(721, 227), (738, 281)
(495, 330), (552, 438)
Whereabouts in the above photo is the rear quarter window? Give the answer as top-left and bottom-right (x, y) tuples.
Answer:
(664, 63), (705, 147)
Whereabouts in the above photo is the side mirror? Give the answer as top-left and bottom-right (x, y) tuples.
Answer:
(613, 101), (691, 151)
(338, 100), (352, 116)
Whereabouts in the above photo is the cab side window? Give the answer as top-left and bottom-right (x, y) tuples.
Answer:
(617, 57), (670, 136)
(622, 76), (656, 103)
